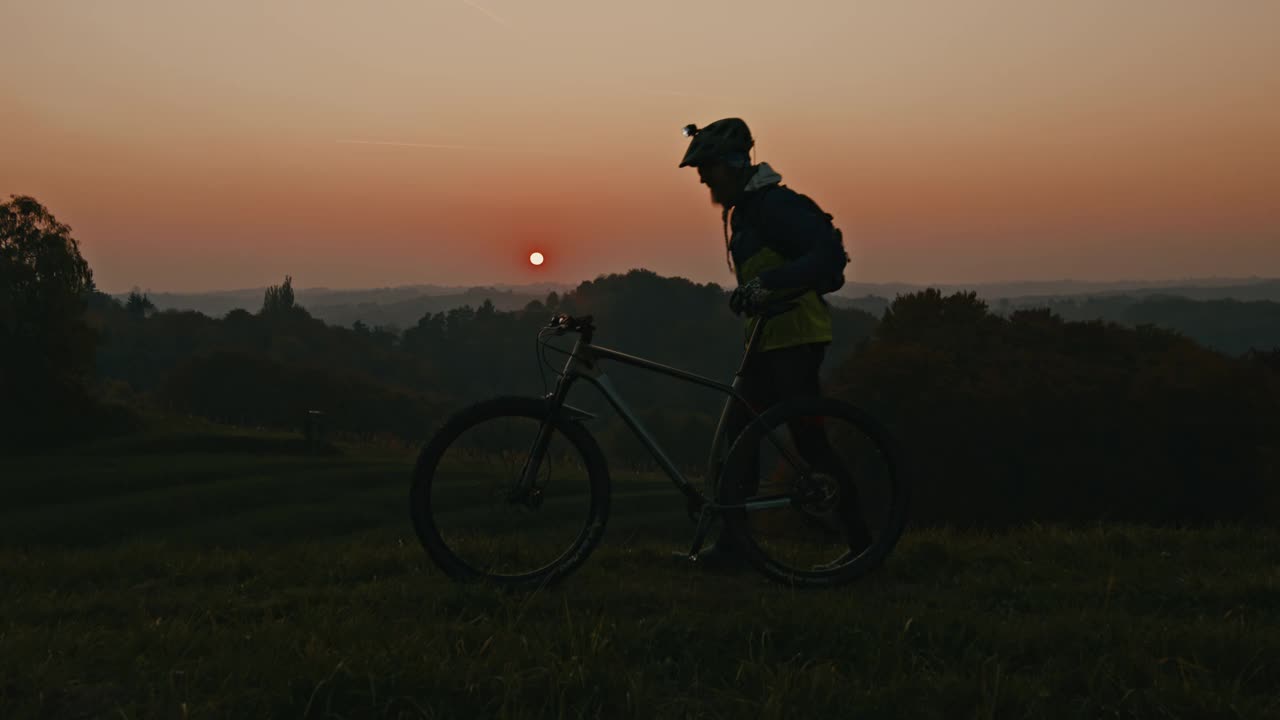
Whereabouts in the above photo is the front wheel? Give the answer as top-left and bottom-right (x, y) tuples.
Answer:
(719, 395), (910, 588)
(410, 396), (611, 589)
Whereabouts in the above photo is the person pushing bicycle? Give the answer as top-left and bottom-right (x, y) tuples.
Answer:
(408, 120), (907, 589)
(679, 117), (873, 568)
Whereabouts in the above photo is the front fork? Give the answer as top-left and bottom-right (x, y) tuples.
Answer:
(511, 337), (585, 503)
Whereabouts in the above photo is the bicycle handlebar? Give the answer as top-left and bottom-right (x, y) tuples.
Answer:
(547, 313), (595, 340)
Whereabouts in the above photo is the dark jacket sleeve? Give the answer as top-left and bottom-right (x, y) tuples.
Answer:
(755, 188), (842, 290)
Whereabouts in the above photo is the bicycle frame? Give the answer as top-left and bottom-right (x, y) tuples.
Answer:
(520, 313), (811, 521)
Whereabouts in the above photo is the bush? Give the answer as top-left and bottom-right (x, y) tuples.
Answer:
(828, 290), (1280, 526)
(158, 351), (446, 441)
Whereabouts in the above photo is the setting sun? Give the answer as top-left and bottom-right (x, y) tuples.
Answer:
(529, 252), (544, 266)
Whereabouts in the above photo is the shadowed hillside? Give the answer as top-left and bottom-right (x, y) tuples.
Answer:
(829, 290), (1280, 527)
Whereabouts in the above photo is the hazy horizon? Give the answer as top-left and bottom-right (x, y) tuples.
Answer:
(4, 1), (1277, 293)
(107, 273), (1280, 298)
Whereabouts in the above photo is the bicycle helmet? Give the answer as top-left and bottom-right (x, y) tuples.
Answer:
(678, 118), (754, 168)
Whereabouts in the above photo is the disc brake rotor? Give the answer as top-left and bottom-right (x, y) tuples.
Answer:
(798, 471), (841, 516)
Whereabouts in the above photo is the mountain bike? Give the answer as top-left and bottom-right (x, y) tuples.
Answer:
(409, 289), (909, 589)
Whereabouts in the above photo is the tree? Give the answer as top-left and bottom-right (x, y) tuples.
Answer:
(125, 287), (156, 318)
(261, 275), (296, 314)
(1, 195), (99, 444)
(827, 289), (1280, 526)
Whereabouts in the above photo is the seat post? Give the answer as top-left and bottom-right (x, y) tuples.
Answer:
(735, 315), (769, 376)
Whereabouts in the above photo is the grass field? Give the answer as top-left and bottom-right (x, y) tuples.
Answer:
(2, 427), (1278, 719)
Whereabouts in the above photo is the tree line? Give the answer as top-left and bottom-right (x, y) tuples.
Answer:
(4, 195), (1278, 525)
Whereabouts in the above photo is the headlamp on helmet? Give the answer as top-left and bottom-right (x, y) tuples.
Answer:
(678, 117), (753, 168)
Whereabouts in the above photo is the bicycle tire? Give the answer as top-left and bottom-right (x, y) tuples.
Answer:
(718, 395), (910, 588)
(410, 396), (611, 589)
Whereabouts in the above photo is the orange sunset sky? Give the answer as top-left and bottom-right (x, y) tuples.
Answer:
(2, 1), (1278, 293)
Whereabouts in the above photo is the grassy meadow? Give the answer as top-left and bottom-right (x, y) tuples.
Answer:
(2, 425), (1278, 719)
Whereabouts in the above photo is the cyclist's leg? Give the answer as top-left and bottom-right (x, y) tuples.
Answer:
(725, 344), (822, 498)
(770, 343), (874, 553)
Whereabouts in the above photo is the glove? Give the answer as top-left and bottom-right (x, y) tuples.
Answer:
(729, 277), (772, 316)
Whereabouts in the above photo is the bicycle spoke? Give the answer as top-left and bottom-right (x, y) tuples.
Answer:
(427, 414), (594, 579)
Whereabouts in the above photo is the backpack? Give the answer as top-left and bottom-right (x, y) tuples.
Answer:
(740, 184), (849, 295)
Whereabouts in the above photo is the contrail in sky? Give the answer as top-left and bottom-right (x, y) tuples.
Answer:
(461, 0), (508, 26)
(336, 139), (558, 156)
(336, 139), (469, 151)
(656, 90), (743, 103)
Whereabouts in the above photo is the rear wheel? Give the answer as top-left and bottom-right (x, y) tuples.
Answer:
(718, 396), (909, 588)
(410, 396), (611, 589)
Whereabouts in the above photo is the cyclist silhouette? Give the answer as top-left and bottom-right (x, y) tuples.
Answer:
(680, 118), (872, 568)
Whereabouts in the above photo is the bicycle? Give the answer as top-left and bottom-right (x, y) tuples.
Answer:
(409, 289), (909, 589)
